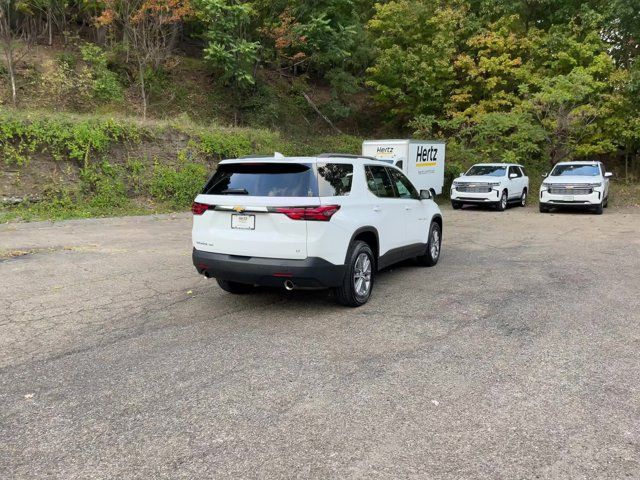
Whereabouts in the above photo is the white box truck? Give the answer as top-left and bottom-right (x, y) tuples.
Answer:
(362, 139), (446, 195)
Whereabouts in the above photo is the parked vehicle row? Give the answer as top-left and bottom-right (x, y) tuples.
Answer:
(192, 154), (442, 307)
(451, 161), (613, 215)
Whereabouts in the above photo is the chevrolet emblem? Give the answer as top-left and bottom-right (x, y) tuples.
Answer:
(233, 206), (246, 213)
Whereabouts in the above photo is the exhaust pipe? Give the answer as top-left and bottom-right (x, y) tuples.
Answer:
(284, 280), (294, 291)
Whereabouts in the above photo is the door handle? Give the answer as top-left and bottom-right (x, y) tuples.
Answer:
(405, 206), (412, 211)
(373, 206), (382, 212)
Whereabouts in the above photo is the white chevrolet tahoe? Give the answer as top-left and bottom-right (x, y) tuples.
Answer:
(450, 163), (529, 211)
(192, 154), (443, 307)
(539, 161), (612, 214)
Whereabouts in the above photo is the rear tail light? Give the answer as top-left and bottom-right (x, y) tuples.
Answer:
(192, 202), (212, 215)
(274, 205), (341, 221)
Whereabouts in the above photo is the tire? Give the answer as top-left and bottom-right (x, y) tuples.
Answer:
(520, 189), (527, 207)
(539, 203), (549, 213)
(416, 221), (442, 267)
(496, 190), (508, 211)
(593, 202), (604, 215)
(451, 201), (462, 210)
(216, 279), (254, 294)
(334, 241), (375, 307)
(604, 196), (609, 208)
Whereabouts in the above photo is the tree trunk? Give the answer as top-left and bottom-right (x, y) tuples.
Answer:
(3, 45), (17, 106)
(47, 7), (53, 46)
(302, 92), (344, 135)
(139, 61), (147, 120)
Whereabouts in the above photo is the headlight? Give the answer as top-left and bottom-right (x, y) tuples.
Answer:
(587, 183), (602, 188)
(488, 182), (501, 187)
(453, 181), (460, 187)
(541, 183), (550, 190)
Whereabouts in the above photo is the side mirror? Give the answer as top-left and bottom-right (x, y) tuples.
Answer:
(509, 173), (518, 179)
(420, 189), (432, 200)
(605, 172), (613, 178)
(542, 173), (548, 178)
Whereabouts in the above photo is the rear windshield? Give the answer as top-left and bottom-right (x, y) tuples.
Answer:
(202, 162), (353, 197)
(550, 164), (600, 176)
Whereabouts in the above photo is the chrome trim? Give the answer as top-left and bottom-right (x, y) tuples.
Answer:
(215, 206), (269, 212)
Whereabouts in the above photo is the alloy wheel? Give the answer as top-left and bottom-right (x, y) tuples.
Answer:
(353, 253), (372, 297)
(430, 228), (440, 260)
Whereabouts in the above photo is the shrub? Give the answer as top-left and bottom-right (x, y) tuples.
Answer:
(80, 161), (129, 208)
(0, 111), (142, 165)
(149, 162), (209, 208)
(80, 44), (124, 103)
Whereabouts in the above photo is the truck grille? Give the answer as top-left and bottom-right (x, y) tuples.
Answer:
(455, 184), (493, 193)
(548, 184), (593, 195)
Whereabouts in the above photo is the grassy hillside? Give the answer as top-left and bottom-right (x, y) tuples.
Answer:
(0, 108), (362, 222)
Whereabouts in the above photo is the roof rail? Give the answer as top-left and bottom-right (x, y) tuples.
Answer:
(237, 154), (274, 159)
(238, 151), (285, 159)
(318, 153), (379, 161)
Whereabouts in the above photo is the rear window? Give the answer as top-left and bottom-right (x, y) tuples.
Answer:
(317, 163), (353, 196)
(202, 163), (318, 197)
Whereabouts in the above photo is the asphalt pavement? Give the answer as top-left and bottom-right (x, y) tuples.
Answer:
(1, 205), (639, 479)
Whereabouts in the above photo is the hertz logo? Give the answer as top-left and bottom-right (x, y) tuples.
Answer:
(416, 146), (438, 166)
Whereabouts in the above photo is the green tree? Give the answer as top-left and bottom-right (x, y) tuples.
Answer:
(194, 0), (259, 90)
(366, 0), (469, 125)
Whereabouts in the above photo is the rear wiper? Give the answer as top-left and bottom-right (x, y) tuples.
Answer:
(220, 188), (249, 195)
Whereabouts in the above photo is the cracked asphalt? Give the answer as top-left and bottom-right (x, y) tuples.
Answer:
(1, 206), (639, 479)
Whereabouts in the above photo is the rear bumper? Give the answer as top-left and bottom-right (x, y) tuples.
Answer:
(192, 249), (346, 288)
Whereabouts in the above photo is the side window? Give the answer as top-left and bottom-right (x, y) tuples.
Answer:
(396, 160), (403, 170)
(388, 168), (419, 200)
(600, 164), (605, 176)
(509, 166), (522, 178)
(519, 166), (527, 177)
(316, 163), (353, 196)
(366, 165), (396, 198)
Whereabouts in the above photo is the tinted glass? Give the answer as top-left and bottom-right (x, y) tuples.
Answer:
(366, 165), (396, 198)
(466, 165), (507, 177)
(203, 163), (318, 197)
(388, 168), (419, 199)
(550, 164), (600, 177)
(520, 166), (527, 176)
(317, 163), (353, 196)
(509, 166), (522, 178)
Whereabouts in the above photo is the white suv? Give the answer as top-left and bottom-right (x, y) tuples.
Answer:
(539, 161), (612, 214)
(192, 154), (443, 307)
(450, 163), (529, 211)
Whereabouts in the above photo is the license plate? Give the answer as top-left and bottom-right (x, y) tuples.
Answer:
(563, 195), (575, 201)
(231, 214), (255, 230)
